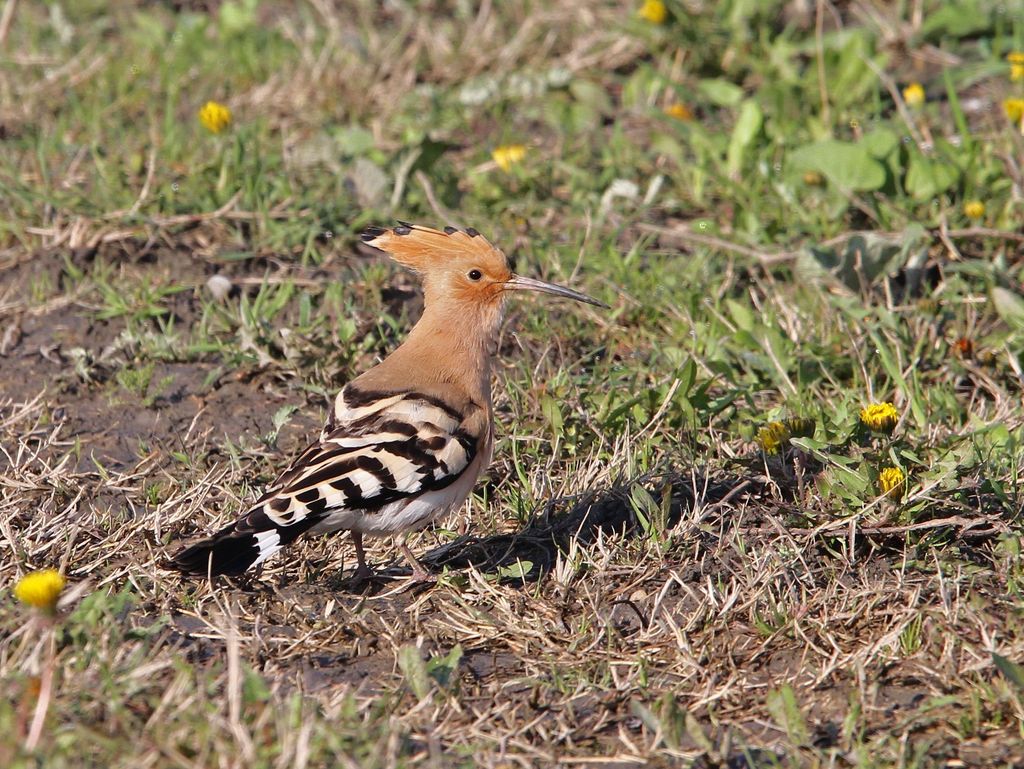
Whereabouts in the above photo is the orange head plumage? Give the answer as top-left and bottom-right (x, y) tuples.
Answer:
(360, 222), (606, 311)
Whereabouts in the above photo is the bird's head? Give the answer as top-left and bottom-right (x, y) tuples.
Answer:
(361, 223), (607, 312)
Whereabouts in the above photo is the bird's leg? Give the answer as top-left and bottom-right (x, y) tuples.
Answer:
(398, 540), (435, 583)
(350, 531), (373, 581)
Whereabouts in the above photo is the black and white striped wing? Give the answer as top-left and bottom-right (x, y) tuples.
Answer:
(258, 394), (477, 523)
(170, 389), (478, 575)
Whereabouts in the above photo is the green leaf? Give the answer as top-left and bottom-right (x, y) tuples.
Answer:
(861, 128), (899, 159)
(799, 230), (926, 291)
(943, 69), (973, 151)
(426, 644), (463, 690)
(629, 484), (659, 537)
(496, 560), (533, 581)
(726, 100), (763, 177)
(684, 711), (715, 753)
(726, 298), (755, 333)
(788, 140), (885, 191)
(766, 685), (810, 746)
(919, 0), (991, 40)
(993, 653), (1024, 691)
(541, 393), (564, 437)
(334, 126), (376, 156)
(219, 0), (258, 35)
(677, 358), (697, 397)
(698, 78), (744, 107)
(570, 79), (613, 114)
(905, 154), (959, 199)
(272, 404), (298, 432)
(991, 287), (1024, 332)
(243, 668), (272, 704)
(397, 645), (431, 700)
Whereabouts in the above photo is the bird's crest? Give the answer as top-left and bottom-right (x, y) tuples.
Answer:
(360, 222), (506, 272)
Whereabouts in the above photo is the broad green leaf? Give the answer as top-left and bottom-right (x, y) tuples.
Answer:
(219, 0), (258, 34)
(541, 393), (564, 437)
(991, 287), (1024, 332)
(798, 230), (925, 291)
(397, 645), (431, 700)
(726, 298), (755, 333)
(920, 0), (991, 39)
(788, 140), (885, 191)
(861, 128), (899, 159)
(427, 645), (464, 689)
(698, 78), (744, 107)
(905, 154), (959, 199)
(726, 100), (763, 177)
(496, 560), (533, 581)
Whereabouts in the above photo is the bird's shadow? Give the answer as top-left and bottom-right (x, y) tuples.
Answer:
(393, 470), (770, 588)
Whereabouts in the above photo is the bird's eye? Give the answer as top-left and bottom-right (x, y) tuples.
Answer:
(468, 269), (483, 281)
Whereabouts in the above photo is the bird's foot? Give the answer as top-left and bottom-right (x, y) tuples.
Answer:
(398, 542), (436, 587)
(351, 563), (375, 584)
(408, 565), (436, 584)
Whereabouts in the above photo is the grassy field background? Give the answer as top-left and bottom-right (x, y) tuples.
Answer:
(3, 0), (1024, 766)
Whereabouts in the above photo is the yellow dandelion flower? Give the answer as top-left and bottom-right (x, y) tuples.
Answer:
(198, 101), (232, 134)
(1007, 52), (1024, 82)
(902, 82), (925, 108)
(664, 103), (693, 121)
(638, 0), (667, 24)
(964, 200), (985, 219)
(756, 421), (790, 455)
(492, 144), (527, 173)
(14, 569), (65, 612)
(1004, 98), (1024, 125)
(878, 466), (906, 501)
(860, 402), (899, 434)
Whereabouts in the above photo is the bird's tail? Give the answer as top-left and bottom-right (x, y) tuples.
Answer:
(169, 508), (319, 576)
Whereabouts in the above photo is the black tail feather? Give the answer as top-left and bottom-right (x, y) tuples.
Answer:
(168, 513), (324, 577)
(168, 524), (261, 576)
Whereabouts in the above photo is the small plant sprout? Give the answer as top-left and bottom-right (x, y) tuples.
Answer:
(860, 402), (899, 434)
(198, 100), (232, 134)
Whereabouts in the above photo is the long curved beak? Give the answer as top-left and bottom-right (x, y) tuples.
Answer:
(504, 274), (608, 308)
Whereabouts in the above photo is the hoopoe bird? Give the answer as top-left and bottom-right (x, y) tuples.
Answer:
(171, 223), (606, 581)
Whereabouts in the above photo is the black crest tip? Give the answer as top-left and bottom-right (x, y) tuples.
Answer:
(443, 226), (458, 235)
(396, 219), (414, 227)
(394, 225), (412, 236)
(465, 227), (480, 237)
(360, 225), (387, 242)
